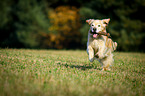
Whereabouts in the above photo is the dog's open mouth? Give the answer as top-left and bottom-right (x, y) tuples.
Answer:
(93, 34), (98, 38)
(90, 30), (111, 38)
(90, 30), (98, 38)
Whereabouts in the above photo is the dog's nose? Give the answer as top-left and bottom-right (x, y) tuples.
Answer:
(93, 28), (97, 32)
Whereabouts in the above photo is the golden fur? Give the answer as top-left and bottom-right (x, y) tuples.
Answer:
(86, 18), (117, 71)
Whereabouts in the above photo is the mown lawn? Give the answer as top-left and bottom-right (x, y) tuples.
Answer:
(0, 49), (145, 96)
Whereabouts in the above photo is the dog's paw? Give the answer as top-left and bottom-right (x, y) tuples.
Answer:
(101, 67), (111, 71)
(95, 52), (104, 59)
(89, 58), (94, 62)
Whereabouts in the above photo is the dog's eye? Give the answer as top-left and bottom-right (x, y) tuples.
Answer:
(92, 24), (94, 26)
(98, 25), (101, 27)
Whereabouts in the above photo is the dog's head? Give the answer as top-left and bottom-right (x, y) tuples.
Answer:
(86, 18), (110, 38)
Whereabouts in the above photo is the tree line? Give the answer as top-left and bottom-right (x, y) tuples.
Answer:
(0, 0), (145, 51)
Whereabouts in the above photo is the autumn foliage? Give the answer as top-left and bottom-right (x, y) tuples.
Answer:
(46, 6), (81, 49)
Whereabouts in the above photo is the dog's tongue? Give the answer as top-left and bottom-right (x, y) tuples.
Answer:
(93, 34), (98, 38)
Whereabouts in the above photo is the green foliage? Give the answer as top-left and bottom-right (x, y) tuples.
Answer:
(15, 0), (50, 48)
(80, 24), (89, 46)
(0, 0), (12, 28)
(0, 0), (50, 48)
(0, 49), (145, 95)
(80, 7), (98, 19)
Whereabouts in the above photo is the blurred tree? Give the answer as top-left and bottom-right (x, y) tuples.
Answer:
(48, 6), (81, 49)
(0, 0), (50, 48)
(0, 0), (16, 47)
(15, 0), (50, 48)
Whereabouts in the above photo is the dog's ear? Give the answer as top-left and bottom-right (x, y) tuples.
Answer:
(86, 19), (94, 25)
(102, 18), (110, 26)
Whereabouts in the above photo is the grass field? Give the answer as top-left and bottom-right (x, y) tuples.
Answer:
(0, 49), (145, 96)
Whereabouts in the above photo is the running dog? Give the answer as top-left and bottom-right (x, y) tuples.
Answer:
(86, 18), (117, 71)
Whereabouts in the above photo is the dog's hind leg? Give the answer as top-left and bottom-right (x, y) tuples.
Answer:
(100, 54), (114, 71)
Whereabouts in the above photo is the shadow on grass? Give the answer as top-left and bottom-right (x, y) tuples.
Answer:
(56, 61), (102, 71)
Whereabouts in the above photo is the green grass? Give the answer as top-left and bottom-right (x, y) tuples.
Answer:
(0, 49), (145, 96)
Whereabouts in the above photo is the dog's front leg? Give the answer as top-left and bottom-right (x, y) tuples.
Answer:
(87, 46), (94, 62)
(95, 45), (105, 59)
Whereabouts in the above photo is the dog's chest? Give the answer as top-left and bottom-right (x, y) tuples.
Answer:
(90, 39), (105, 49)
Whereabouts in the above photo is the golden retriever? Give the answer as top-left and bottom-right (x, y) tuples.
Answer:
(86, 18), (117, 71)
